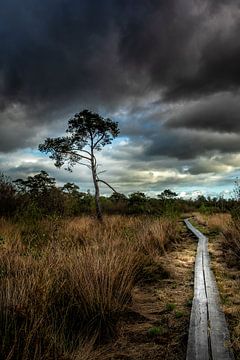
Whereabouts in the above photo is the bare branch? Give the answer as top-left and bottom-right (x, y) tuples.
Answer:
(97, 179), (118, 193)
(75, 153), (91, 161)
(63, 150), (91, 162)
(78, 149), (92, 157)
(97, 170), (107, 175)
(76, 162), (92, 170)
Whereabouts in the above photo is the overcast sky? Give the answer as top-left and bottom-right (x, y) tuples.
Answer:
(1, 0), (240, 197)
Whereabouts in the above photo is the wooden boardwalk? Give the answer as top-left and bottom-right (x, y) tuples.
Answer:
(184, 219), (234, 360)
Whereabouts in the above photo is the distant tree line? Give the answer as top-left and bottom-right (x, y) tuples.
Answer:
(0, 171), (239, 221)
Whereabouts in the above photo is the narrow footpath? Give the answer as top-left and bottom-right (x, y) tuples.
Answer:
(185, 219), (234, 360)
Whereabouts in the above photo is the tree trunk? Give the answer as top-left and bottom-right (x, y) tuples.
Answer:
(91, 152), (103, 221)
(94, 175), (102, 221)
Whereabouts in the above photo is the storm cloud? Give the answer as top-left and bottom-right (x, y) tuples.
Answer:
(0, 1), (240, 108)
(166, 93), (240, 133)
(1, 0), (240, 194)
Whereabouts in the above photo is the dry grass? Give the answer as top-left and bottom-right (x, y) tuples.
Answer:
(193, 212), (231, 232)
(194, 212), (240, 265)
(0, 215), (179, 359)
(221, 220), (240, 265)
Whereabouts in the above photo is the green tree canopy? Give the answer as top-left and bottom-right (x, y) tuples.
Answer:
(158, 189), (178, 199)
(14, 171), (56, 195)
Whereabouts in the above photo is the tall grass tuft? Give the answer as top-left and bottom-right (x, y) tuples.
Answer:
(221, 219), (240, 266)
(194, 212), (240, 266)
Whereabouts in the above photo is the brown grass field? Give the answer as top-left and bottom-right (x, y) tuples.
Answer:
(0, 215), (189, 360)
(0, 213), (239, 359)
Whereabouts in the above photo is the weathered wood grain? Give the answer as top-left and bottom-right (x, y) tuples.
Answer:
(203, 247), (234, 360)
(184, 218), (234, 360)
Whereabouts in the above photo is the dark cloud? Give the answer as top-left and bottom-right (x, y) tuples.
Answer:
(111, 98), (240, 161)
(146, 128), (240, 160)
(115, 116), (240, 161)
(165, 28), (240, 100)
(165, 93), (240, 133)
(118, 0), (201, 93)
(1, 0), (240, 197)
(0, 0), (121, 107)
(118, 0), (240, 100)
(1, 0), (240, 110)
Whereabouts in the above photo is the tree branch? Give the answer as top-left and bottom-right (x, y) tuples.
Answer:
(63, 150), (91, 162)
(94, 134), (105, 149)
(76, 148), (92, 157)
(97, 179), (118, 193)
(97, 170), (107, 175)
(76, 162), (92, 169)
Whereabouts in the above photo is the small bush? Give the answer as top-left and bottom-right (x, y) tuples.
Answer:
(147, 326), (166, 337)
(166, 303), (176, 311)
(175, 310), (184, 318)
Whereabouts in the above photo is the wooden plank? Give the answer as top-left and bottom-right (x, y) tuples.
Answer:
(203, 245), (234, 360)
(186, 297), (209, 360)
(185, 219), (209, 360)
(184, 219), (205, 241)
(184, 218), (234, 360)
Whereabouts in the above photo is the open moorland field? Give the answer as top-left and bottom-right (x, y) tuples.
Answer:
(0, 211), (239, 360)
(2, 0), (240, 358)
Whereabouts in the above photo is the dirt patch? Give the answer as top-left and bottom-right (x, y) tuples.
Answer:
(105, 224), (196, 360)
